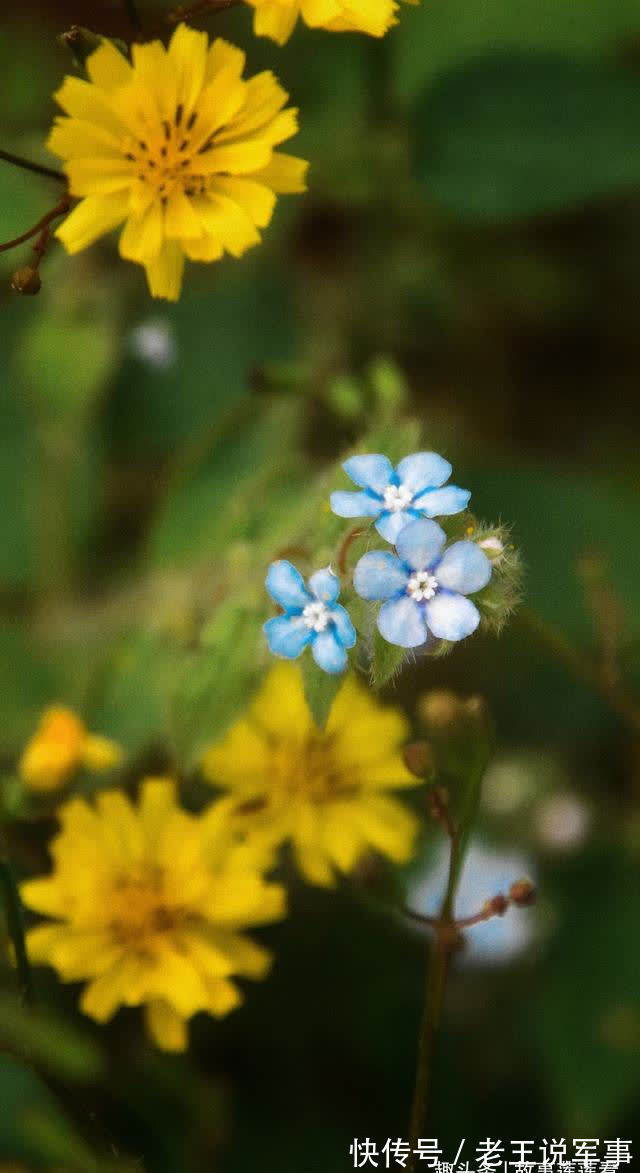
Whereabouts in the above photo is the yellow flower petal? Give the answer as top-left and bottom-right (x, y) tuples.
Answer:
(144, 240), (185, 301)
(252, 151), (308, 193)
(145, 999), (188, 1051)
(201, 718), (269, 787)
(86, 40), (133, 91)
(249, 663), (314, 741)
(211, 176), (276, 229)
(205, 977), (243, 1016)
(252, 0), (300, 44)
(164, 188), (202, 240)
(168, 22), (208, 114)
(82, 734), (122, 771)
(119, 201), (164, 262)
(349, 794), (418, 863)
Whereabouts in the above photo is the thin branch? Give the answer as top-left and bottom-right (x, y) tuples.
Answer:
(520, 606), (640, 735)
(165, 0), (241, 22)
(0, 859), (34, 1007)
(0, 148), (65, 184)
(0, 193), (71, 255)
(337, 525), (366, 576)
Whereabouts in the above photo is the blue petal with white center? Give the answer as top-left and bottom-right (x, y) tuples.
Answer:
(342, 453), (394, 494)
(264, 560), (356, 674)
(395, 451), (451, 493)
(434, 541), (492, 595)
(266, 560), (312, 611)
(353, 550), (408, 600)
(378, 595), (428, 647)
(309, 566), (341, 605)
(330, 490), (383, 518)
(263, 616), (313, 659)
(312, 629), (348, 674)
(396, 519), (446, 571)
(352, 520), (492, 650)
(330, 450), (471, 543)
(329, 604), (357, 648)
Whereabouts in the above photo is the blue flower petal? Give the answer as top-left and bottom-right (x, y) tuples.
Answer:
(395, 518), (446, 571)
(375, 510), (413, 544)
(264, 615), (313, 659)
(413, 484), (471, 517)
(265, 561), (312, 611)
(330, 490), (382, 519)
(353, 551), (407, 600)
(330, 603), (357, 648)
(424, 593), (480, 641)
(343, 453), (394, 494)
(308, 566), (341, 605)
(434, 541), (492, 595)
(378, 595), (428, 648)
(395, 451), (451, 493)
(312, 629), (348, 674)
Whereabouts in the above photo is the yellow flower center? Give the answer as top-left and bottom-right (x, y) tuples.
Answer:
(124, 105), (218, 201)
(265, 737), (358, 805)
(109, 865), (179, 944)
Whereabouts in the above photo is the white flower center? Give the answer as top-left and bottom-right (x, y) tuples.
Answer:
(302, 601), (330, 632)
(407, 571), (438, 602)
(383, 483), (414, 513)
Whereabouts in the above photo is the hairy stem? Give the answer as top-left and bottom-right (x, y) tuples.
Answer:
(0, 148), (65, 184)
(407, 830), (460, 1171)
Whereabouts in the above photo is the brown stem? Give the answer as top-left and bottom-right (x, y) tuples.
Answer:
(336, 526), (366, 576)
(407, 825), (459, 1171)
(0, 148), (65, 184)
(165, 0), (241, 21)
(0, 193), (72, 255)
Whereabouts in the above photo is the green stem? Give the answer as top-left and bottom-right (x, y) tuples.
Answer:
(0, 148), (65, 184)
(407, 830), (460, 1171)
(520, 607), (640, 735)
(0, 859), (34, 1007)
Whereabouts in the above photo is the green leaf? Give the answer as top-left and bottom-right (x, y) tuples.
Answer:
(16, 310), (118, 417)
(0, 859), (33, 1006)
(531, 847), (640, 1131)
(394, 0), (640, 104)
(302, 657), (344, 731)
(0, 993), (103, 1082)
(413, 53), (640, 221)
(370, 627), (407, 690)
(0, 1054), (99, 1170)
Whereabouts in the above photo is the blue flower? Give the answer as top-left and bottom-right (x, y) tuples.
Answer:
(330, 452), (471, 544)
(353, 519), (491, 648)
(264, 561), (356, 674)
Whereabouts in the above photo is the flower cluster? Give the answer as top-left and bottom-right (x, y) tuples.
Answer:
(264, 450), (496, 672)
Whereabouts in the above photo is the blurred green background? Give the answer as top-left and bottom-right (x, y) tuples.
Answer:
(1, 0), (640, 1169)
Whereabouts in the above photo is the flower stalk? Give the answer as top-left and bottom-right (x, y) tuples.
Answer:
(0, 148), (65, 183)
(0, 857), (34, 1007)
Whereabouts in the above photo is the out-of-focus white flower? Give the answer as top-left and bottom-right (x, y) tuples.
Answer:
(534, 793), (590, 851)
(408, 840), (537, 966)
(129, 319), (177, 370)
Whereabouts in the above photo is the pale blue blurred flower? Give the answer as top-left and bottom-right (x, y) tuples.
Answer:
(330, 452), (470, 544)
(353, 518), (491, 648)
(408, 840), (537, 966)
(264, 561), (356, 674)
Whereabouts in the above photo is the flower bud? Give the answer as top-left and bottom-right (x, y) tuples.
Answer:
(485, 893), (509, 917)
(12, 267), (41, 296)
(509, 878), (536, 906)
(403, 740), (434, 779)
(478, 536), (505, 562)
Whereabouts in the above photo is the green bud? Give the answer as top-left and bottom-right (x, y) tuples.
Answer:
(58, 27), (128, 72)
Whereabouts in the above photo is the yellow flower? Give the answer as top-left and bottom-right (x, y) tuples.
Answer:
(247, 0), (412, 46)
(21, 779), (285, 1051)
(201, 664), (420, 886)
(48, 26), (308, 299)
(19, 706), (121, 793)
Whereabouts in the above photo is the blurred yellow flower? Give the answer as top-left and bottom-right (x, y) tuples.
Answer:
(247, 0), (411, 46)
(202, 664), (420, 886)
(21, 779), (285, 1051)
(19, 706), (121, 793)
(49, 26), (308, 299)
